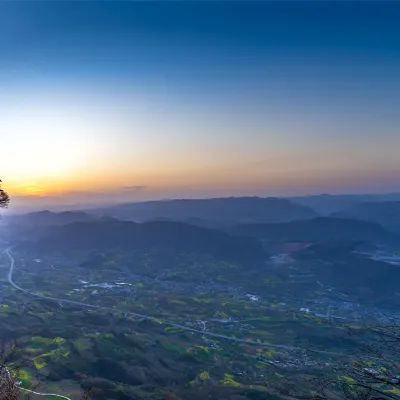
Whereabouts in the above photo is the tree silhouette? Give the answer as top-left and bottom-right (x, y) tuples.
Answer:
(0, 342), (21, 400)
(0, 180), (10, 209)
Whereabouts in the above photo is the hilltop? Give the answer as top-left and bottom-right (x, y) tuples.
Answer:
(7, 210), (95, 226)
(90, 197), (318, 224)
(290, 193), (400, 215)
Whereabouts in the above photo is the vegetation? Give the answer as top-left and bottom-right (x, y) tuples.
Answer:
(0, 342), (19, 400)
(307, 322), (400, 400)
(22, 219), (266, 267)
(333, 201), (400, 235)
(2, 195), (400, 399)
(0, 180), (9, 209)
(228, 217), (399, 244)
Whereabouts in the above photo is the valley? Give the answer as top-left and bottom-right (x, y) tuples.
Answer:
(2, 198), (400, 400)
(1, 231), (399, 399)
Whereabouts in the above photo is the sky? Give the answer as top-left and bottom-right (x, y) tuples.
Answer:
(1, 2), (400, 211)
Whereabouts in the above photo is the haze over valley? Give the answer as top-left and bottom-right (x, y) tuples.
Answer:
(2, 194), (400, 398)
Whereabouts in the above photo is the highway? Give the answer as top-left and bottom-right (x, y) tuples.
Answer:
(4, 248), (298, 350)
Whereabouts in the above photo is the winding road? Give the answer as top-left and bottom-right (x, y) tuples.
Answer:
(3, 248), (351, 399)
(19, 385), (72, 400)
(3, 365), (71, 400)
(4, 248), (297, 350)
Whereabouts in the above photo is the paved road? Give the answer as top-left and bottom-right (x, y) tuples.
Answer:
(4, 365), (71, 400)
(4, 248), (297, 350)
(20, 386), (72, 400)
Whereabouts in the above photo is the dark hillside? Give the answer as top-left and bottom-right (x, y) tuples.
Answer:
(24, 220), (266, 266)
(333, 201), (400, 234)
(228, 217), (399, 244)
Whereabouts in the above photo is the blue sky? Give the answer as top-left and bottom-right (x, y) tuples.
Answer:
(1, 1), (400, 209)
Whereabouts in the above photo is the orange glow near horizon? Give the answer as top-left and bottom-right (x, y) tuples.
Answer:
(2, 92), (400, 202)
(7, 163), (399, 201)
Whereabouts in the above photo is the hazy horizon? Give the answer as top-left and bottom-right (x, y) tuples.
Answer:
(4, 189), (400, 215)
(2, 2), (400, 209)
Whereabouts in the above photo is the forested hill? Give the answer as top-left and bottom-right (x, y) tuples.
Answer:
(228, 217), (399, 244)
(23, 219), (266, 265)
(333, 201), (400, 234)
(7, 210), (95, 226)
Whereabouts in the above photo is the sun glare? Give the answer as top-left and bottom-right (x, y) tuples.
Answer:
(2, 108), (92, 184)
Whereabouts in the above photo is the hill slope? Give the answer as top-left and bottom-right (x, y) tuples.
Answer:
(228, 217), (399, 244)
(293, 242), (400, 301)
(91, 197), (318, 224)
(24, 220), (266, 266)
(290, 193), (400, 215)
(333, 201), (400, 234)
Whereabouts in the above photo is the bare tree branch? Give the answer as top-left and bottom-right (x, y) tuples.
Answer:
(306, 322), (400, 400)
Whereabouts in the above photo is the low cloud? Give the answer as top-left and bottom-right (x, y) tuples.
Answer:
(122, 185), (147, 192)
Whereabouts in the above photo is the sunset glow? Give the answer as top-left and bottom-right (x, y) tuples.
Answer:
(1, 2), (400, 210)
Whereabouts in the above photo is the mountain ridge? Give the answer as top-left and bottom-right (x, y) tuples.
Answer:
(89, 196), (318, 224)
(228, 217), (399, 244)
(332, 200), (400, 234)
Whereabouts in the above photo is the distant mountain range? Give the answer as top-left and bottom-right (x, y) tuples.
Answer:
(290, 193), (400, 215)
(24, 219), (266, 266)
(2, 211), (97, 243)
(7, 210), (95, 226)
(9, 195), (400, 247)
(333, 201), (400, 234)
(228, 217), (399, 244)
(90, 197), (318, 224)
(14, 202), (400, 302)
